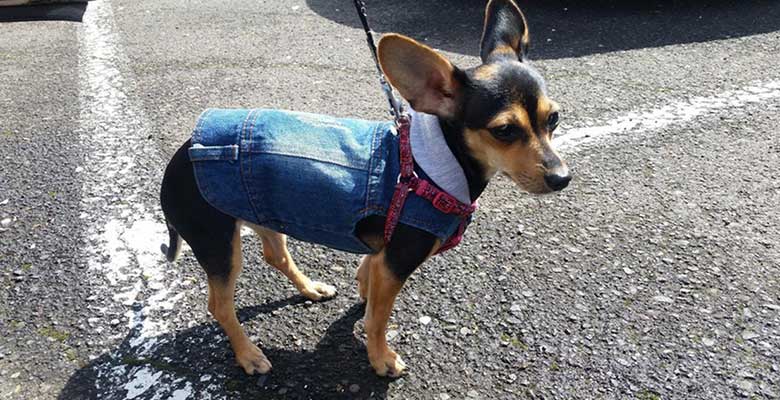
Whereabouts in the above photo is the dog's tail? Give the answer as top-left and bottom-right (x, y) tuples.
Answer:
(160, 222), (182, 262)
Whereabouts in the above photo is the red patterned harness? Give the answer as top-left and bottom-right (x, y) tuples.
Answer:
(383, 115), (477, 254)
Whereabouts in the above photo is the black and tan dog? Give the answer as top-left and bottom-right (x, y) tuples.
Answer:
(160, 0), (570, 377)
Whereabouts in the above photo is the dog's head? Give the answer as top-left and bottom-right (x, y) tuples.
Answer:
(378, 0), (570, 194)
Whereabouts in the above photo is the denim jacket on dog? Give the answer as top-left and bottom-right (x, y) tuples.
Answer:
(189, 108), (468, 254)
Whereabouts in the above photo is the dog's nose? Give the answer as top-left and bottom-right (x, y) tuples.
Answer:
(544, 170), (571, 191)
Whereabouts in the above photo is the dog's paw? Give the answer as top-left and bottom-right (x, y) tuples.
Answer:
(235, 343), (272, 375)
(369, 348), (407, 378)
(301, 281), (337, 301)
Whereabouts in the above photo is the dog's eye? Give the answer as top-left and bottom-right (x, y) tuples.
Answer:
(548, 112), (560, 131)
(490, 125), (522, 141)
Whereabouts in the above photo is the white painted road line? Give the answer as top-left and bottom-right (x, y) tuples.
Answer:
(554, 80), (780, 150)
(78, 1), (191, 398)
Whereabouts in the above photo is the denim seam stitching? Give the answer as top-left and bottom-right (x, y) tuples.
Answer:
(363, 122), (383, 216)
(191, 108), (213, 144)
(240, 109), (263, 223)
(261, 219), (372, 253)
(190, 109), (217, 211)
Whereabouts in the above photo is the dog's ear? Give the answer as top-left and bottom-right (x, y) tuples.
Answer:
(377, 34), (462, 118)
(480, 0), (529, 62)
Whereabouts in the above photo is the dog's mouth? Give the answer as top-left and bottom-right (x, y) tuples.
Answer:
(505, 172), (553, 194)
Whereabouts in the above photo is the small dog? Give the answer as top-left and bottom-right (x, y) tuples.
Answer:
(160, 0), (570, 377)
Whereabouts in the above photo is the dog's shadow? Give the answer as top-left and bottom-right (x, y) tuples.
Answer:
(58, 298), (392, 400)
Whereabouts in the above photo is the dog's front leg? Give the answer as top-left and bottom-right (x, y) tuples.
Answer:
(363, 250), (408, 377)
(363, 234), (438, 377)
(354, 218), (441, 377)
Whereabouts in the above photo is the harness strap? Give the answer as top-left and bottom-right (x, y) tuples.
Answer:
(351, 2), (475, 253)
(383, 116), (476, 254)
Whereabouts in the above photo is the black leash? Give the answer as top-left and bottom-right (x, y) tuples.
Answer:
(352, 0), (405, 124)
(352, 1), (474, 253)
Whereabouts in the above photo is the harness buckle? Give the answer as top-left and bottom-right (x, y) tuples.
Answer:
(431, 192), (458, 214)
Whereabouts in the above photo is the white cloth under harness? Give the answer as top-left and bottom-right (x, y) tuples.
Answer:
(409, 109), (471, 204)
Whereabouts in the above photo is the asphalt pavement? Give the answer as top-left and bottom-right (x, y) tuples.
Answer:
(1, 0), (779, 399)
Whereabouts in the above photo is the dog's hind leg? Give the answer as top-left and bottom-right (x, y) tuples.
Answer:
(195, 223), (271, 375)
(251, 225), (337, 301)
(161, 140), (270, 374)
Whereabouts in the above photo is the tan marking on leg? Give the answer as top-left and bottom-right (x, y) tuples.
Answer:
(208, 225), (271, 375)
(249, 224), (336, 301)
(364, 251), (407, 377)
(207, 279), (216, 316)
(358, 240), (438, 304)
(356, 255), (370, 302)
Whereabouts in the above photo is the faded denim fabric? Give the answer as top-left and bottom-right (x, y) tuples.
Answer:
(189, 108), (466, 254)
